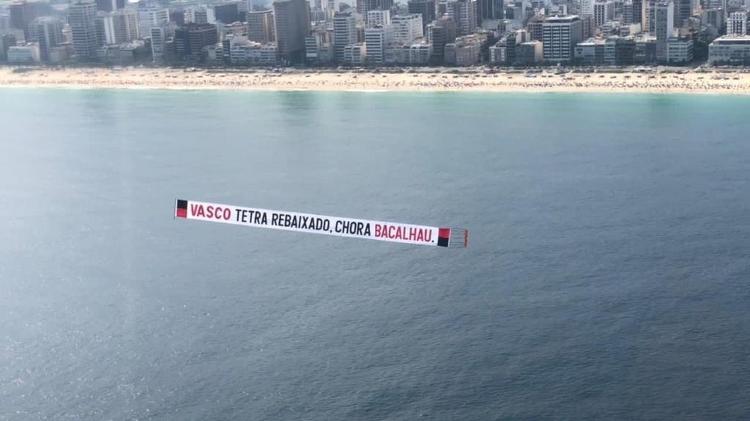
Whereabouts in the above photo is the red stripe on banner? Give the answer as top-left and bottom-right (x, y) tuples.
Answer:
(439, 228), (450, 239)
(176, 208), (187, 218)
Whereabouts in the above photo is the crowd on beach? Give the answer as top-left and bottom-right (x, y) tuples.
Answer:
(1, 66), (749, 94)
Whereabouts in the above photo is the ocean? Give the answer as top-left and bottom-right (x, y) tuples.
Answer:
(0, 89), (748, 420)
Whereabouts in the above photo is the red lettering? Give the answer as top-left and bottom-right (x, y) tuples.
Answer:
(409, 227), (417, 241)
(375, 224), (433, 241)
(203, 206), (231, 220)
(191, 204), (205, 217)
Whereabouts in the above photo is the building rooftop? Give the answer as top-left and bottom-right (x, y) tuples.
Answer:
(578, 37), (606, 46)
(711, 35), (750, 45)
(545, 15), (580, 23)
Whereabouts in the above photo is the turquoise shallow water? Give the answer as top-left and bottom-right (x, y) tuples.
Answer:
(0, 89), (749, 420)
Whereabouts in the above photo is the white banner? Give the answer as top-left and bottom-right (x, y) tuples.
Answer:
(175, 199), (468, 248)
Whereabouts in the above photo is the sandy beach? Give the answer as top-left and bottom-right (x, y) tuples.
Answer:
(2, 66), (750, 94)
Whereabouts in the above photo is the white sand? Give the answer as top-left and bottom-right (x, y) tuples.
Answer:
(2, 66), (750, 94)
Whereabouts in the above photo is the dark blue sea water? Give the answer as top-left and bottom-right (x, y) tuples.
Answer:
(0, 89), (749, 420)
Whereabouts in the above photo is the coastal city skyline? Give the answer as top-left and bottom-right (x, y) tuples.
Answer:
(0, 0), (750, 67)
(1, 0), (750, 67)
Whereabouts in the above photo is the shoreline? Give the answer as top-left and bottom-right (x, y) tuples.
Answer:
(2, 66), (750, 94)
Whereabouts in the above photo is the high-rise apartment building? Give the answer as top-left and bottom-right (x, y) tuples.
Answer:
(214, 2), (240, 23)
(95, 0), (125, 13)
(273, 0), (310, 63)
(305, 27), (332, 64)
(366, 9), (391, 27)
(673, 0), (690, 27)
(138, 8), (169, 38)
(10, 0), (48, 39)
(631, 0), (642, 23)
(391, 14), (423, 44)
(333, 11), (356, 63)
(728, 11), (747, 36)
(364, 25), (386, 64)
(580, 0), (594, 18)
(427, 16), (456, 64)
(150, 25), (168, 62)
(0, 14), (10, 34)
(33, 16), (63, 61)
(654, 1), (673, 41)
(96, 9), (138, 45)
(407, 0), (435, 31)
(542, 15), (583, 63)
(445, 0), (476, 35)
(247, 10), (275, 42)
(623, 1), (634, 24)
(185, 7), (215, 24)
(593, 0), (614, 27)
(356, 0), (394, 17)
(643, 0), (654, 32)
(0, 34), (18, 61)
(69, 0), (99, 60)
(96, 13), (114, 45)
(527, 15), (545, 40)
(655, 0), (673, 61)
(174, 23), (218, 62)
(479, 0), (503, 21)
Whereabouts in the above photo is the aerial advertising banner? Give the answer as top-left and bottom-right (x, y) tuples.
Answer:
(175, 199), (468, 248)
